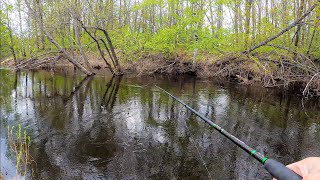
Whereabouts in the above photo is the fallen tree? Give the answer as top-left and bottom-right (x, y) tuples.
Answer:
(23, 0), (93, 76)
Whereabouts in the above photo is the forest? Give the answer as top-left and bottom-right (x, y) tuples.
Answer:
(1, 0), (320, 94)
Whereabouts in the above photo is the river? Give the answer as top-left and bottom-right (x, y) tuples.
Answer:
(0, 69), (319, 179)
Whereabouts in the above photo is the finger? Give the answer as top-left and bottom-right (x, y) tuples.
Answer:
(287, 157), (320, 176)
(287, 163), (304, 177)
(303, 172), (320, 180)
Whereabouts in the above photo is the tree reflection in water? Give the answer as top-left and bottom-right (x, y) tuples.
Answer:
(0, 70), (319, 179)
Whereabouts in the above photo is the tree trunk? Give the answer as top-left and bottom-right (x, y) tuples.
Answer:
(36, 0), (46, 50)
(282, 0), (289, 46)
(74, 19), (93, 72)
(251, 1), (256, 45)
(99, 28), (122, 74)
(234, 1), (240, 43)
(257, 0), (262, 42)
(6, 11), (17, 65)
(244, 0), (253, 49)
(209, 0), (215, 35)
(294, 0), (305, 48)
(17, 0), (26, 58)
(265, 0), (269, 37)
(216, 3), (223, 31)
(306, 29), (316, 56)
(67, 17), (75, 59)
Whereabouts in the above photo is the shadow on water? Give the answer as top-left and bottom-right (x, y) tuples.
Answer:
(0, 69), (320, 179)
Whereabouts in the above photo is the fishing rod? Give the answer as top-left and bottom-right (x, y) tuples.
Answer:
(155, 85), (301, 180)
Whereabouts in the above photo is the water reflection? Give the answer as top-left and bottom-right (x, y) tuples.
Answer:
(0, 69), (320, 179)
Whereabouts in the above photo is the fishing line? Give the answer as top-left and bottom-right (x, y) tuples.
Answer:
(156, 85), (301, 180)
(179, 109), (213, 180)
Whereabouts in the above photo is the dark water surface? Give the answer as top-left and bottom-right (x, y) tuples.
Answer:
(1, 69), (320, 179)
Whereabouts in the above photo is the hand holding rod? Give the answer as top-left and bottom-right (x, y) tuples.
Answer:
(155, 86), (301, 180)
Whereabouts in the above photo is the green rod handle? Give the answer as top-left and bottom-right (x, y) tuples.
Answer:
(264, 159), (302, 180)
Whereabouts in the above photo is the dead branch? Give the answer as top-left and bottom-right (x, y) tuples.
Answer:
(303, 72), (320, 96)
(307, 29), (317, 56)
(258, 57), (318, 74)
(78, 20), (115, 75)
(97, 28), (122, 73)
(98, 38), (115, 67)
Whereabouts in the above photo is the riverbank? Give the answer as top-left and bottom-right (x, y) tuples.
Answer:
(1, 51), (319, 96)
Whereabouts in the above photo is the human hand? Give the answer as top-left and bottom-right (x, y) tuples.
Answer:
(285, 157), (320, 180)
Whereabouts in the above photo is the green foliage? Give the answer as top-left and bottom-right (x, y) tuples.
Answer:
(145, 26), (178, 54)
(2, 0), (320, 63)
(7, 124), (33, 176)
(0, 10), (11, 58)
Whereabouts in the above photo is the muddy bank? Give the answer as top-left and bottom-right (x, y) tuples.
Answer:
(113, 52), (320, 96)
(1, 53), (320, 96)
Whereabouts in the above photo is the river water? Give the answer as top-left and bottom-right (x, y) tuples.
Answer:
(0, 69), (320, 179)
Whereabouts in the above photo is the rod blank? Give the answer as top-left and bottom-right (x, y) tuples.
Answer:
(156, 85), (301, 180)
